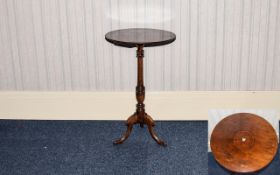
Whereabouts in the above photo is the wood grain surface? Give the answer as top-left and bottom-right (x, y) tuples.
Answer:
(210, 113), (278, 173)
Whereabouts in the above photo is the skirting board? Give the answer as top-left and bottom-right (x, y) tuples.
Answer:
(0, 91), (279, 120)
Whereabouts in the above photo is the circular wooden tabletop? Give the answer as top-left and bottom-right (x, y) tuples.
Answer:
(105, 28), (176, 48)
(210, 113), (278, 173)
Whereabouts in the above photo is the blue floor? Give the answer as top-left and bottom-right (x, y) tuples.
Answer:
(0, 120), (207, 175)
(1, 120), (279, 175)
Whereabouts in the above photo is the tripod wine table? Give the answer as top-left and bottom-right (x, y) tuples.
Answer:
(105, 28), (176, 146)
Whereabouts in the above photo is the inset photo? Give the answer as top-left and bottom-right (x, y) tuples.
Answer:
(208, 109), (279, 175)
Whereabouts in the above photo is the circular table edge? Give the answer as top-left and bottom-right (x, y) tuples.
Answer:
(105, 28), (176, 48)
(210, 112), (279, 174)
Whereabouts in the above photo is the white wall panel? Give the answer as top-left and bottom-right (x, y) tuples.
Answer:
(0, 0), (280, 91)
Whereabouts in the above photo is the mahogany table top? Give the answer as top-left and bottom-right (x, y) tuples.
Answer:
(210, 113), (278, 173)
(105, 28), (176, 48)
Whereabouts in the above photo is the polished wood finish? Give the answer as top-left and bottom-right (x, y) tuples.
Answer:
(105, 28), (176, 146)
(113, 45), (166, 146)
(105, 28), (176, 48)
(210, 113), (278, 173)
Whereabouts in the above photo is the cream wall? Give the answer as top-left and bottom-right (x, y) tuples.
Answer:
(0, 91), (280, 120)
(0, 0), (280, 91)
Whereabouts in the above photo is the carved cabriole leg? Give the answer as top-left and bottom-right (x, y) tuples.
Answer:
(113, 113), (138, 145)
(145, 114), (166, 146)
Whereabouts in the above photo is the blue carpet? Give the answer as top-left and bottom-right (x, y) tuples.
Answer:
(0, 120), (207, 175)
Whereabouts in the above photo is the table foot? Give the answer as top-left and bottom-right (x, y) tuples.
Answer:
(113, 113), (166, 146)
(113, 113), (138, 145)
(145, 114), (167, 146)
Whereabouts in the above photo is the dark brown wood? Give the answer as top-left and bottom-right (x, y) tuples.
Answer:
(113, 45), (166, 146)
(105, 28), (176, 48)
(106, 28), (175, 146)
(210, 113), (278, 173)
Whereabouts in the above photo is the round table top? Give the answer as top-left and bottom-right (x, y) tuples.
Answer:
(105, 28), (176, 48)
(210, 113), (278, 173)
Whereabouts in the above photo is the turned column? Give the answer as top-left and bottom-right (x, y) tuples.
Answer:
(136, 45), (145, 127)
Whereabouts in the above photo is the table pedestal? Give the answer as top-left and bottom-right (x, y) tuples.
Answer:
(113, 45), (166, 146)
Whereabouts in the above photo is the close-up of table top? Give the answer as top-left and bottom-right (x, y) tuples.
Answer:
(105, 28), (176, 48)
(210, 113), (278, 174)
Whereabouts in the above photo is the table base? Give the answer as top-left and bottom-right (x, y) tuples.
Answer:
(113, 45), (166, 146)
(113, 112), (166, 146)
